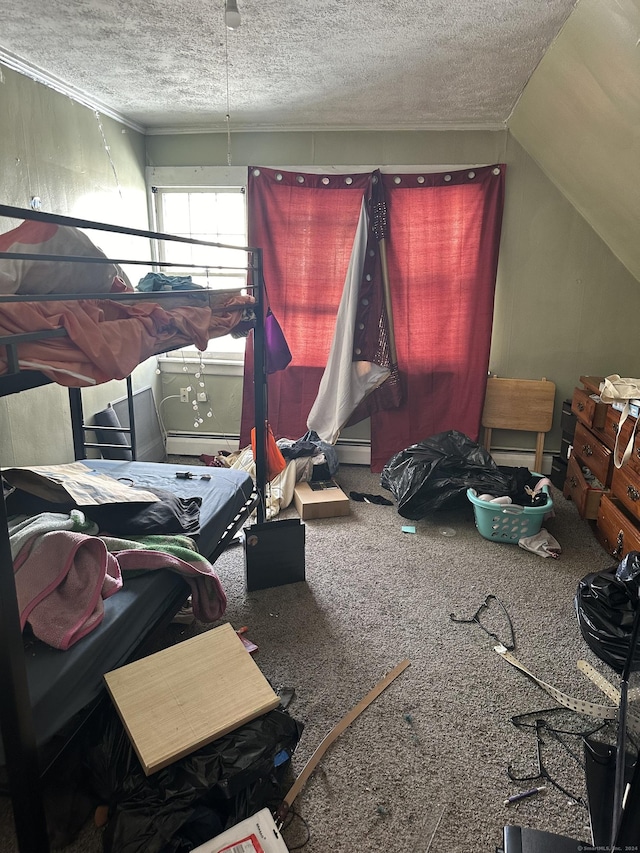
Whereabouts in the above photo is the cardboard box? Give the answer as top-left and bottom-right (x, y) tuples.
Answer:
(293, 479), (351, 520)
(244, 518), (306, 591)
(104, 623), (280, 775)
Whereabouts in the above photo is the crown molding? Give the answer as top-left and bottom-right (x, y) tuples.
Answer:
(0, 48), (145, 134)
(145, 120), (508, 136)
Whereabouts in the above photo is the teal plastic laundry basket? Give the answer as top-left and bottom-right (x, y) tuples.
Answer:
(466, 483), (552, 543)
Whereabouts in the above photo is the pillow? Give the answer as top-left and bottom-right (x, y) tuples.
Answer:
(0, 219), (125, 295)
(92, 406), (133, 461)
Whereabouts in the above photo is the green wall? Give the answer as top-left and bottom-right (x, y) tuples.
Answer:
(0, 64), (151, 466)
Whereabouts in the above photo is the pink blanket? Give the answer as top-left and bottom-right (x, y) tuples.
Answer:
(13, 530), (122, 650)
(13, 528), (227, 650)
(0, 292), (254, 386)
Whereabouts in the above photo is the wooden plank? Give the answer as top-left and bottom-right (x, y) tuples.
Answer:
(104, 622), (280, 775)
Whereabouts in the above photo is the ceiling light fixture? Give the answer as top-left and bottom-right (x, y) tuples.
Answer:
(225, 0), (241, 30)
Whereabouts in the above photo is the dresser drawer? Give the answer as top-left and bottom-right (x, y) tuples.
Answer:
(611, 464), (640, 523)
(563, 454), (607, 519)
(596, 494), (640, 561)
(572, 422), (612, 486)
(571, 387), (608, 429)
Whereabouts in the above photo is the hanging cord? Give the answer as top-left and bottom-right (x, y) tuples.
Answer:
(224, 25), (232, 166)
(94, 110), (123, 200)
(450, 593), (516, 651)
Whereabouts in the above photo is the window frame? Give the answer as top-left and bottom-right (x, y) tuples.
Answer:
(146, 166), (249, 363)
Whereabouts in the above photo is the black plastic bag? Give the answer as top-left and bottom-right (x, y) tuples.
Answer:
(85, 704), (303, 853)
(575, 552), (640, 674)
(380, 430), (530, 519)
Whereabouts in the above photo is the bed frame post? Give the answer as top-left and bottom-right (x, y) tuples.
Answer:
(253, 249), (267, 525)
(68, 387), (86, 461)
(0, 485), (51, 852)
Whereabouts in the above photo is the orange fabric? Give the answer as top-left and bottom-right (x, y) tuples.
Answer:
(0, 292), (254, 387)
(250, 424), (287, 480)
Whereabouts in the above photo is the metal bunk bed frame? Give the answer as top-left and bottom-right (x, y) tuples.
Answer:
(0, 204), (268, 852)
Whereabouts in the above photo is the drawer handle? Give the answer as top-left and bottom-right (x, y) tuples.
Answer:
(581, 443), (593, 457)
(613, 423), (619, 435)
(627, 485), (640, 502)
(636, 447), (640, 461)
(613, 530), (624, 559)
(570, 476), (578, 488)
(577, 402), (585, 412)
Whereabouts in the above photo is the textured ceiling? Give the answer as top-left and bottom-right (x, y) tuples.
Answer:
(0, 0), (578, 133)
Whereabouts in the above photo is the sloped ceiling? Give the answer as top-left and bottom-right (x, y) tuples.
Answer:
(508, 0), (640, 283)
(0, 0), (577, 132)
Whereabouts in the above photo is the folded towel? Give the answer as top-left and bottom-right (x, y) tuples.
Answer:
(13, 529), (122, 650)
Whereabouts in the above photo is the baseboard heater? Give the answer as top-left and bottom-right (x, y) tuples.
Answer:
(166, 433), (372, 465)
(166, 436), (553, 473)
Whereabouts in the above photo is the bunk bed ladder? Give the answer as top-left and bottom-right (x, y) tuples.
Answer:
(69, 375), (138, 461)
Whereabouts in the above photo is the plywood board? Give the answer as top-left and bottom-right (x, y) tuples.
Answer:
(104, 622), (280, 775)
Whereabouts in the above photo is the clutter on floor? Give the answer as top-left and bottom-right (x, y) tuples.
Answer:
(190, 808), (290, 853)
(85, 703), (302, 853)
(104, 623), (281, 774)
(349, 490), (393, 505)
(381, 429), (548, 518)
(293, 479), (351, 519)
(518, 528), (562, 558)
(467, 478), (554, 545)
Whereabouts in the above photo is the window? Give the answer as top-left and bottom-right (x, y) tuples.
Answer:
(150, 175), (248, 360)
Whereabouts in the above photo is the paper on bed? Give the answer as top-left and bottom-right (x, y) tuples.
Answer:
(3, 461), (159, 504)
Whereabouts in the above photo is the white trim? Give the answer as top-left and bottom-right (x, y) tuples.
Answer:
(145, 121), (508, 136)
(0, 48), (145, 133)
(166, 434), (241, 455)
(146, 166), (248, 188)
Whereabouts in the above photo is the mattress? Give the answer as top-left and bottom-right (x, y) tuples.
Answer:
(1, 460), (255, 764)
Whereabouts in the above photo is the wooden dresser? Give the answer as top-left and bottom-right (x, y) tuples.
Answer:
(563, 375), (640, 560)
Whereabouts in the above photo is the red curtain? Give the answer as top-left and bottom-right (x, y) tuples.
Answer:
(241, 165), (506, 471)
(240, 168), (370, 444)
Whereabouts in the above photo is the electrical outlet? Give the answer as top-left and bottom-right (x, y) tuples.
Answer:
(179, 388), (190, 403)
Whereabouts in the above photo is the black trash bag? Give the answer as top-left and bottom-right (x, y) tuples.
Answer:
(615, 551), (640, 590)
(85, 704), (303, 853)
(575, 553), (640, 674)
(380, 429), (531, 519)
